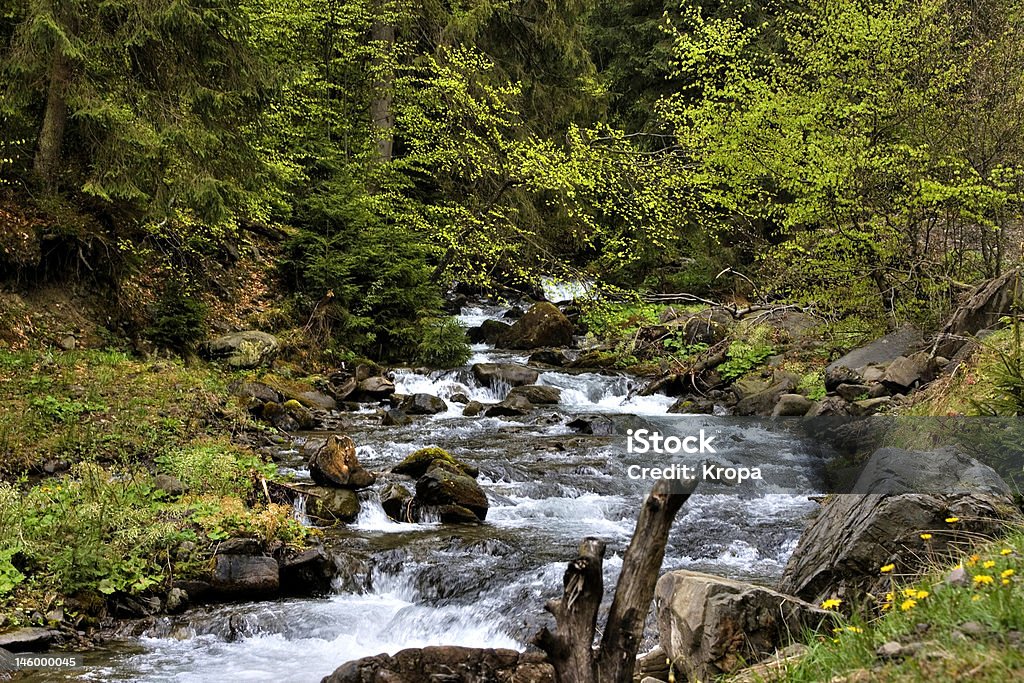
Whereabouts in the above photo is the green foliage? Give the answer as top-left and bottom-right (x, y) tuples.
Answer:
(972, 313), (1024, 416)
(416, 317), (472, 368)
(30, 395), (105, 424)
(144, 282), (208, 354)
(155, 442), (268, 497)
(718, 337), (776, 381)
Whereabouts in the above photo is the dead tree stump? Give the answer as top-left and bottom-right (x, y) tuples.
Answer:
(534, 475), (698, 683)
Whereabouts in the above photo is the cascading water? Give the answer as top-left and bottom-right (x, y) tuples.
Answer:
(64, 299), (823, 682)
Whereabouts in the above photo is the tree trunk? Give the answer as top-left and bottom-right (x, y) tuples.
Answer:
(535, 476), (698, 683)
(370, 17), (395, 162)
(34, 51), (71, 187)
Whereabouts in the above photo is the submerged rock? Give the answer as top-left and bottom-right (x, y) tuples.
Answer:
(381, 408), (412, 426)
(462, 400), (484, 417)
(309, 435), (375, 489)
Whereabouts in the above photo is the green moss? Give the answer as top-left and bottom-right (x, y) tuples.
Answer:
(392, 447), (478, 478)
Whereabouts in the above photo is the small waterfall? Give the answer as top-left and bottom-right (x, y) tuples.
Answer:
(291, 494), (310, 526)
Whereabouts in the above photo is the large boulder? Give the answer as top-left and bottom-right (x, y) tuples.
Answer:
(779, 447), (1021, 604)
(500, 302), (574, 349)
(0, 627), (58, 652)
(351, 376), (395, 401)
(825, 325), (923, 379)
(309, 435), (375, 489)
(415, 461), (489, 521)
(772, 394), (813, 417)
(880, 354), (927, 394)
(205, 331), (280, 369)
(655, 571), (828, 682)
(321, 646), (554, 683)
(278, 547), (335, 596)
(471, 363), (539, 388)
(380, 482), (414, 522)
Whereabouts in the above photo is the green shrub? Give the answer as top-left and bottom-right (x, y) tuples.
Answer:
(416, 317), (472, 367)
(718, 337), (776, 381)
(145, 282), (208, 353)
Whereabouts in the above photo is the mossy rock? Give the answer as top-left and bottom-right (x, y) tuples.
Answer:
(306, 487), (360, 524)
(392, 447), (478, 479)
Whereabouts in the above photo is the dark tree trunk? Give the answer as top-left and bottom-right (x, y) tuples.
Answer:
(535, 476), (697, 683)
(34, 51), (71, 187)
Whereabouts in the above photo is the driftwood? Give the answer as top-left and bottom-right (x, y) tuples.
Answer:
(534, 476), (698, 683)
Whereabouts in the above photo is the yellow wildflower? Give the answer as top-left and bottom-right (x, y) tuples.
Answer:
(1001, 569), (1015, 579)
(821, 598), (843, 610)
(919, 533), (932, 540)
(1003, 579), (1012, 586)
(945, 516), (960, 523)
(983, 560), (996, 569)
(900, 598), (917, 611)
(880, 563), (895, 573)
(974, 574), (995, 586)
(972, 594), (983, 602)
(967, 554), (980, 567)
(1001, 548), (1013, 556)
(845, 626), (864, 633)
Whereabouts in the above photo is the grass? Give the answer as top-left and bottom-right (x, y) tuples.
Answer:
(772, 529), (1024, 682)
(0, 348), (312, 629)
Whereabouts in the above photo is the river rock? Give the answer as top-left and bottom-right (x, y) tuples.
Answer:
(321, 646), (554, 683)
(309, 435), (375, 489)
(281, 399), (315, 429)
(165, 587), (188, 614)
(772, 394), (813, 417)
(881, 355), (926, 393)
(306, 486), (361, 524)
(205, 331), (280, 368)
(392, 446), (479, 478)
(655, 570), (828, 682)
(735, 377), (797, 416)
(210, 554), (279, 597)
(668, 396), (717, 414)
(381, 408), (412, 426)
(295, 390), (337, 410)
(779, 447), (1021, 604)
(415, 461), (488, 521)
(351, 376), (395, 401)
(467, 319), (512, 345)
(805, 395), (854, 417)
(835, 383), (871, 402)
(380, 482), (414, 522)
(566, 414), (615, 435)
(0, 627), (58, 652)
(485, 393), (533, 417)
(507, 384), (561, 405)
(229, 381), (282, 404)
(462, 400), (484, 417)
(826, 324), (924, 378)
(400, 393), (447, 415)
(471, 362), (539, 387)
(279, 546), (335, 596)
(528, 349), (573, 366)
(500, 302), (574, 349)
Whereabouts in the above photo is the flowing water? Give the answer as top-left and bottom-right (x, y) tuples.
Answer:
(58, 302), (824, 682)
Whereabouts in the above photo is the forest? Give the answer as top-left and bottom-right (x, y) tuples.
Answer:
(2, 1), (1024, 682)
(2, 0), (1021, 360)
